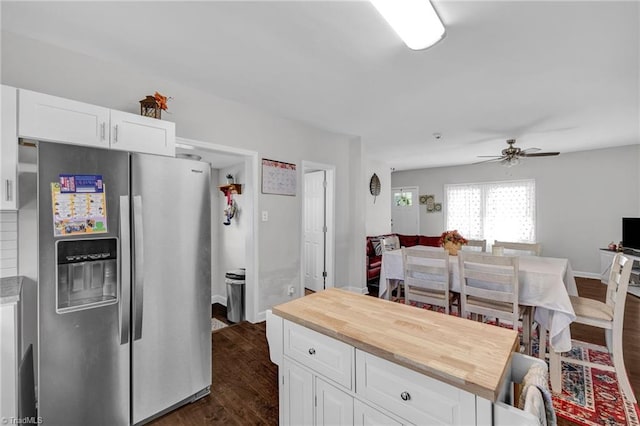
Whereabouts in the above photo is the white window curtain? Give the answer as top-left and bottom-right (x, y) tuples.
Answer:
(445, 180), (536, 247)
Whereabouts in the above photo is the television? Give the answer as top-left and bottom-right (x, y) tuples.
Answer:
(622, 217), (640, 252)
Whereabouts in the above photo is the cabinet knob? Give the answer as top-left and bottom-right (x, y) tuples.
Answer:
(400, 391), (411, 401)
(308, 348), (316, 355)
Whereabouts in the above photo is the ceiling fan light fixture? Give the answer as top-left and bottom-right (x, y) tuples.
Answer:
(502, 157), (520, 167)
(370, 0), (445, 50)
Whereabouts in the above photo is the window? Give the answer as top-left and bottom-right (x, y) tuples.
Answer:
(445, 180), (536, 246)
(394, 191), (413, 206)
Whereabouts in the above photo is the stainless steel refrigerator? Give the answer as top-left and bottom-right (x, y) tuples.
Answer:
(22, 141), (211, 425)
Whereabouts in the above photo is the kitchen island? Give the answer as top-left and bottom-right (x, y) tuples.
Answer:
(266, 288), (544, 425)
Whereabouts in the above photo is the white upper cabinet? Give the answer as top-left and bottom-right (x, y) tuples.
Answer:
(1, 85), (18, 210)
(18, 89), (110, 149)
(18, 89), (175, 156)
(109, 110), (175, 156)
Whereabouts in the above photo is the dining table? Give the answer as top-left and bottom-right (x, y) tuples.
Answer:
(378, 245), (578, 393)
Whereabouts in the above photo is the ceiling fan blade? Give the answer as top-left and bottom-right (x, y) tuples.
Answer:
(477, 155), (504, 158)
(473, 156), (506, 165)
(520, 147), (541, 155)
(521, 152), (560, 157)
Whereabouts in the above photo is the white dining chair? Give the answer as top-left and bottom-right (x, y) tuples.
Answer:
(382, 236), (403, 300)
(458, 251), (533, 355)
(556, 253), (636, 402)
(402, 247), (451, 314)
(462, 239), (487, 252)
(493, 241), (542, 256)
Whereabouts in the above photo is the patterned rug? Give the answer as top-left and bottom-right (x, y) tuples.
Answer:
(211, 318), (229, 331)
(400, 300), (640, 425)
(548, 340), (640, 426)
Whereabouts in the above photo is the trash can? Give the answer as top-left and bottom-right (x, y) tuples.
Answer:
(225, 269), (245, 323)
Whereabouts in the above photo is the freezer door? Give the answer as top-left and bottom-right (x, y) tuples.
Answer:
(131, 154), (211, 423)
(36, 142), (130, 425)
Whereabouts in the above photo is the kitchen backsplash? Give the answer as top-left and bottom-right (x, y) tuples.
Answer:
(0, 211), (18, 277)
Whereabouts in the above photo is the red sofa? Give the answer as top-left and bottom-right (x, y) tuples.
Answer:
(366, 233), (441, 283)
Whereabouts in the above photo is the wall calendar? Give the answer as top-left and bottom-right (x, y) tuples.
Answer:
(261, 158), (297, 196)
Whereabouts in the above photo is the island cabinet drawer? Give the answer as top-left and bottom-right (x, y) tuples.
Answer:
(283, 320), (354, 390)
(355, 350), (476, 425)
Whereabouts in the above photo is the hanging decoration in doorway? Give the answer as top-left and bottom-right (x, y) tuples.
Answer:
(223, 190), (237, 226)
(369, 173), (381, 203)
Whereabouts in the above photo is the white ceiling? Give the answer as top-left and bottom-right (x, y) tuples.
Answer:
(2, 1), (639, 170)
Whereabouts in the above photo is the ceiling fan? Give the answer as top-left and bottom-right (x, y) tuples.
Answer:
(475, 139), (560, 166)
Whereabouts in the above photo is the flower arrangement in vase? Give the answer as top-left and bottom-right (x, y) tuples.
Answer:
(439, 230), (468, 255)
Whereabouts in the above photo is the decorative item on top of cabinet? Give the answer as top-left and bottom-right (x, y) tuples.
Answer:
(139, 91), (171, 119)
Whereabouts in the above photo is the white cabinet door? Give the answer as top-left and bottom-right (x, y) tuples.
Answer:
(110, 110), (175, 156)
(354, 400), (405, 426)
(316, 377), (354, 426)
(18, 89), (110, 148)
(282, 359), (314, 426)
(1, 85), (18, 210)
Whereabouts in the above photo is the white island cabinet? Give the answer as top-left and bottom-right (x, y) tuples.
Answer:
(267, 288), (546, 426)
(18, 89), (175, 156)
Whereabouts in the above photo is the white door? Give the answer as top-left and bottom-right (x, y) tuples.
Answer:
(304, 170), (326, 292)
(18, 88), (110, 148)
(391, 187), (419, 235)
(110, 110), (175, 156)
(283, 359), (314, 426)
(316, 377), (354, 426)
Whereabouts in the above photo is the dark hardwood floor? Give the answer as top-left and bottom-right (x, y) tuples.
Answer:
(150, 278), (639, 425)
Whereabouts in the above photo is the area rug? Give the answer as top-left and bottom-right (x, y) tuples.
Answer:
(549, 340), (640, 426)
(399, 300), (640, 425)
(211, 318), (229, 331)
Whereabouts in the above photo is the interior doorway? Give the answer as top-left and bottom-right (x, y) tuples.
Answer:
(391, 186), (419, 235)
(301, 161), (335, 294)
(175, 137), (260, 323)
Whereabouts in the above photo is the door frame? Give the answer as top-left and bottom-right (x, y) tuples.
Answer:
(391, 186), (420, 234)
(300, 161), (335, 295)
(176, 137), (260, 323)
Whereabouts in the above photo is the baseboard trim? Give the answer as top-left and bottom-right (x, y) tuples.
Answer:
(211, 294), (226, 306)
(254, 310), (266, 323)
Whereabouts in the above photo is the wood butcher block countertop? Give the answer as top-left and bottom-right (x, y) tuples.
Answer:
(272, 288), (519, 402)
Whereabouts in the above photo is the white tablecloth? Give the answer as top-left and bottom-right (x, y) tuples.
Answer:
(379, 246), (578, 352)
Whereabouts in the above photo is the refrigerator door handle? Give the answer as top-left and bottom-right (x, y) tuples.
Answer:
(119, 196), (131, 345)
(133, 195), (145, 341)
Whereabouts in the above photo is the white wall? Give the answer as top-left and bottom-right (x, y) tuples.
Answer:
(391, 145), (640, 275)
(1, 31), (365, 318)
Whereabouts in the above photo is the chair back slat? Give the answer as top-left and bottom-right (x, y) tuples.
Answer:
(402, 247), (450, 314)
(459, 251), (519, 326)
(607, 254), (633, 323)
(493, 240), (542, 256)
(463, 239), (487, 252)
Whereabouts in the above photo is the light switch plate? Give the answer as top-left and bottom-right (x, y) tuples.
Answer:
(262, 210), (268, 221)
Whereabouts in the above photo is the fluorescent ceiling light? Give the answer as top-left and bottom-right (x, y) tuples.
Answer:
(371, 0), (445, 50)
